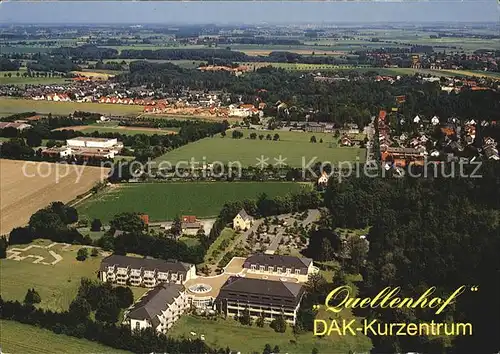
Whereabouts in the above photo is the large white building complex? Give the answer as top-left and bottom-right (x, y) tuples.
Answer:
(99, 255), (196, 287)
(124, 283), (189, 334)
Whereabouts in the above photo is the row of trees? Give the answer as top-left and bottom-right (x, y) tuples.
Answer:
(8, 202), (89, 246)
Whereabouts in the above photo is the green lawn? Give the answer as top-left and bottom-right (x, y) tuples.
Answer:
(204, 227), (236, 264)
(0, 239), (102, 311)
(155, 129), (365, 167)
(77, 182), (307, 223)
(0, 320), (129, 354)
(76, 125), (180, 136)
(0, 72), (68, 85)
(169, 315), (372, 354)
(0, 97), (143, 117)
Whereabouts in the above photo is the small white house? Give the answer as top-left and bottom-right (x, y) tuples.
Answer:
(431, 116), (440, 125)
(413, 115), (421, 124)
(233, 209), (254, 231)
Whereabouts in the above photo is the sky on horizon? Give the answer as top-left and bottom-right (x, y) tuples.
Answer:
(0, 1), (498, 24)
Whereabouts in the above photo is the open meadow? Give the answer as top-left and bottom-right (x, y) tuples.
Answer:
(0, 320), (130, 354)
(77, 182), (307, 223)
(169, 315), (372, 354)
(0, 239), (149, 311)
(54, 124), (180, 136)
(155, 129), (365, 167)
(0, 159), (109, 235)
(0, 97), (143, 117)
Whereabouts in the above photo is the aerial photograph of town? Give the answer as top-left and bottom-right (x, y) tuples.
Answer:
(0, 0), (499, 353)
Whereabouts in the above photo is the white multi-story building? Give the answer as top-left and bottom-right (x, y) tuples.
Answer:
(243, 254), (318, 283)
(66, 137), (123, 151)
(124, 283), (189, 334)
(216, 277), (305, 325)
(99, 255), (196, 287)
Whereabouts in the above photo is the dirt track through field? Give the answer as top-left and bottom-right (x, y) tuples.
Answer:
(0, 159), (109, 236)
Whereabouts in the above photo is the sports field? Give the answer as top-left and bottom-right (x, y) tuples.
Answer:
(0, 97), (143, 117)
(0, 159), (109, 235)
(155, 129), (365, 167)
(0, 320), (130, 354)
(54, 124), (179, 136)
(77, 182), (307, 223)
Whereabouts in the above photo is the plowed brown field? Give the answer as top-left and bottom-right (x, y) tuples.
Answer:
(0, 159), (109, 236)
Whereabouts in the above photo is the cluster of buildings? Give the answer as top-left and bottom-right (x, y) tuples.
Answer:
(42, 137), (123, 160)
(98, 252), (318, 334)
(377, 110), (500, 167)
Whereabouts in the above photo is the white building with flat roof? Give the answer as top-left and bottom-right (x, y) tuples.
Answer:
(67, 137), (119, 149)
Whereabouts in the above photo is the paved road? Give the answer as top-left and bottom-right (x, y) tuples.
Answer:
(364, 116), (376, 164)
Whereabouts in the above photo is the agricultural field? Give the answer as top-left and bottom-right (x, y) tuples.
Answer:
(155, 129), (365, 168)
(54, 124), (180, 136)
(169, 315), (372, 354)
(0, 97), (144, 117)
(0, 320), (130, 354)
(77, 182), (307, 223)
(0, 72), (69, 85)
(0, 159), (109, 235)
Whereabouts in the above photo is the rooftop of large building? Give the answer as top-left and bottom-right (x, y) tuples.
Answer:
(127, 283), (184, 328)
(244, 254), (313, 269)
(219, 276), (304, 300)
(99, 254), (192, 274)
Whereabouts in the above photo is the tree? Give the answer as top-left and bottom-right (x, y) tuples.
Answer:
(69, 297), (92, 320)
(24, 288), (41, 305)
(26, 131), (42, 147)
(29, 209), (66, 238)
(319, 138), (323, 143)
(109, 212), (145, 233)
(273, 345), (281, 353)
(0, 236), (7, 258)
(310, 136), (317, 143)
(249, 132), (257, 139)
(258, 134), (264, 140)
(270, 315), (287, 333)
(266, 134), (272, 140)
(239, 309), (252, 326)
(95, 297), (120, 324)
(91, 248), (99, 257)
(231, 130), (243, 139)
(312, 348), (319, 354)
(90, 218), (102, 232)
(171, 215), (182, 236)
(256, 313), (265, 327)
(8, 227), (33, 245)
(76, 248), (88, 261)
(346, 236), (368, 273)
(220, 131), (226, 137)
(196, 226), (206, 237)
(262, 344), (272, 354)
(273, 133), (280, 141)
(114, 286), (134, 308)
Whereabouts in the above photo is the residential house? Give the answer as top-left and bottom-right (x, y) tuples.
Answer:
(181, 215), (202, 236)
(41, 146), (73, 158)
(317, 171), (329, 186)
(243, 254), (318, 283)
(99, 255), (196, 288)
(124, 283), (189, 334)
(233, 209), (254, 231)
(216, 277), (305, 325)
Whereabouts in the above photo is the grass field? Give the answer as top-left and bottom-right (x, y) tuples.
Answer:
(0, 320), (130, 354)
(0, 239), (102, 311)
(54, 124), (179, 136)
(0, 159), (109, 235)
(0, 97), (143, 117)
(155, 129), (365, 167)
(77, 182), (307, 223)
(169, 315), (372, 354)
(0, 72), (68, 85)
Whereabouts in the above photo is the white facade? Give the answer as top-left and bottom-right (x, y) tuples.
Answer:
(67, 137), (118, 149)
